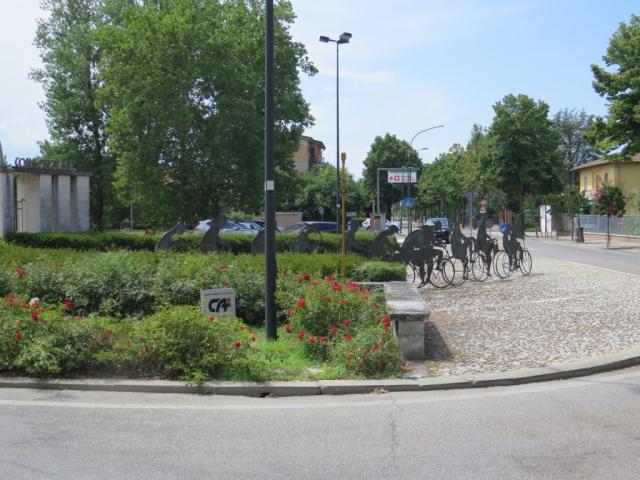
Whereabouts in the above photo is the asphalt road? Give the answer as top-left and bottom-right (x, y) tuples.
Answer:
(2, 366), (640, 479)
(522, 237), (640, 276)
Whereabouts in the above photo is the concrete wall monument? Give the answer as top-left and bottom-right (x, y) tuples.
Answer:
(0, 140), (91, 236)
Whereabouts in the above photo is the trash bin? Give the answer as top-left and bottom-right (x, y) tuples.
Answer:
(575, 227), (584, 243)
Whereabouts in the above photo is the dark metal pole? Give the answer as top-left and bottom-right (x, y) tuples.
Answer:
(376, 168), (380, 213)
(335, 41), (341, 232)
(264, 0), (277, 340)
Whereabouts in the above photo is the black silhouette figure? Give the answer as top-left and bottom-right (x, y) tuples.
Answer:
(200, 214), (228, 253)
(476, 215), (497, 275)
(156, 224), (187, 251)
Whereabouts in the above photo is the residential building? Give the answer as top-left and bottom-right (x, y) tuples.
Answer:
(292, 135), (325, 173)
(574, 155), (640, 213)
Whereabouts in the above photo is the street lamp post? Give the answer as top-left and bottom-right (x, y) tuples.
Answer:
(406, 125), (444, 233)
(319, 32), (351, 232)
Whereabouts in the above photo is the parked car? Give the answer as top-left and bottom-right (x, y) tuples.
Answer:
(361, 218), (400, 231)
(193, 219), (260, 234)
(280, 221), (338, 234)
(425, 217), (450, 243)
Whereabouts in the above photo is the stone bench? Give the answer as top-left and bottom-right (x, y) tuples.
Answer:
(384, 281), (428, 360)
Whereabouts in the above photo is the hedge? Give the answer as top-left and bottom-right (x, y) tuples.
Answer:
(5, 231), (398, 255)
(3, 247), (405, 324)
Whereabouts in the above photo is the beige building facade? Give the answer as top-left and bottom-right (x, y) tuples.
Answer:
(574, 155), (640, 213)
(292, 135), (325, 173)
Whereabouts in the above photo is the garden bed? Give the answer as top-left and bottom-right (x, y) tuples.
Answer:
(0, 242), (406, 382)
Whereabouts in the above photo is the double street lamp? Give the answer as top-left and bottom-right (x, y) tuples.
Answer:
(319, 32), (352, 231)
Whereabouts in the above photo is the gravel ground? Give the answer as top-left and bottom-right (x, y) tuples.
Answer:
(418, 257), (640, 376)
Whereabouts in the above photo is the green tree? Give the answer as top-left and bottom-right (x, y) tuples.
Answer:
(416, 145), (466, 218)
(594, 184), (626, 247)
(97, 0), (315, 226)
(362, 134), (422, 219)
(483, 94), (564, 227)
(553, 108), (600, 182)
(295, 164), (367, 220)
(32, 0), (117, 229)
(588, 14), (640, 157)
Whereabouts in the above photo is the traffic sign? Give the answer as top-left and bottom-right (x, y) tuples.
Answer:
(388, 168), (418, 184)
(403, 197), (414, 208)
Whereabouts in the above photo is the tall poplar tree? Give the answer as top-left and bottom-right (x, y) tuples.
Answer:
(32, 0), (116, 229)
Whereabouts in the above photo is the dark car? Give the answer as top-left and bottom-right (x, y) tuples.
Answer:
(425, 217), (450, 243)
(281, 221), (338, 234)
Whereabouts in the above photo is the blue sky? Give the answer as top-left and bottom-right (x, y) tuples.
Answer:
(0, 0), (637, 177)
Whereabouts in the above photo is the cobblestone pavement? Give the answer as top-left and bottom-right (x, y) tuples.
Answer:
(418, 257), (640, 376)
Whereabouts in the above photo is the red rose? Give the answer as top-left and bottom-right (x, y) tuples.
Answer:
(318, 336), (327, 344)
(338, 299), (346, 305)
(31, 312), (38, 321)
(234, 341), (241, 348)
(105, 328), (113, 337)
(209, 315), (217, 322)
(63, 299), (74, 310)
(329, 325), (338, 335)
(284, 324), (292, 334)
(15, 268), (27, 277)
(297, 331), (305, 341)
(348, 282), (359, 292)
(15, 332), (22, 340)
(372, 345), (380, 351)
(343, 335), (352, 341)
(297, 299), (306, 308)
(308, 336), (316, 344)
(332, 283), (342, 292)
(219, 263), (229, 270)
(325, 275), (335, 283)
(342, 319), (351, 326)
(251, 336), (256, 342)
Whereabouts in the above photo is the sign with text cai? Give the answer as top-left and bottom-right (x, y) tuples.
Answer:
(387, 168), (417, 184)
(201, 288), (236, 317)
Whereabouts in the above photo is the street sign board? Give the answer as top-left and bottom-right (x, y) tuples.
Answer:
(403, 197), (414, 208)
(388, 168), (417, 184)
(201, 288), (236, 317)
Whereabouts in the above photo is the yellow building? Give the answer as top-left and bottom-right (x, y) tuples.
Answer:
(574, 155), (640, 213)
(292, 135), (325, 173)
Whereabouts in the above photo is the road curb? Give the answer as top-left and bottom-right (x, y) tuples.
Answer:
(2, 349), (640, 397)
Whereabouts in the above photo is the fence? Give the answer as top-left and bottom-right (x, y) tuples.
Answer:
(560, 214), (640, 237)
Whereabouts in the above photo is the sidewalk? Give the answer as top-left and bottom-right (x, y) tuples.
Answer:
(419, 256), (640, 377)
(525, 232), (640, 251)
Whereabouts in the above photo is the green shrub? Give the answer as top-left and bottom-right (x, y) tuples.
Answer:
(132, 306), (258, 381)
(6, 231), (398, 255)
(275, 274), (403, 377)
(0, 269), (11, 296)
(20, 251), (156, 316)
(0, 298), (117, 376)
(348, 261), (406, 282)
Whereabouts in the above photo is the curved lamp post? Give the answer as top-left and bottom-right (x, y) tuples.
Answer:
(319, 32), (352, 231)
(404, 125), (444, 232)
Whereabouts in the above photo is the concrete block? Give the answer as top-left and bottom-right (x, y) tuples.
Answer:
(0, 172), (14, 236)
(210, 381), (320, 397)
(39, 174), (53, 232)
(318, 379), (420, 395)
(76, 175), (90, 231)
(55, 175), (72, 232)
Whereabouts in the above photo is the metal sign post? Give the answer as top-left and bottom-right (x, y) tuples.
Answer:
(341, 153), (347, 279)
